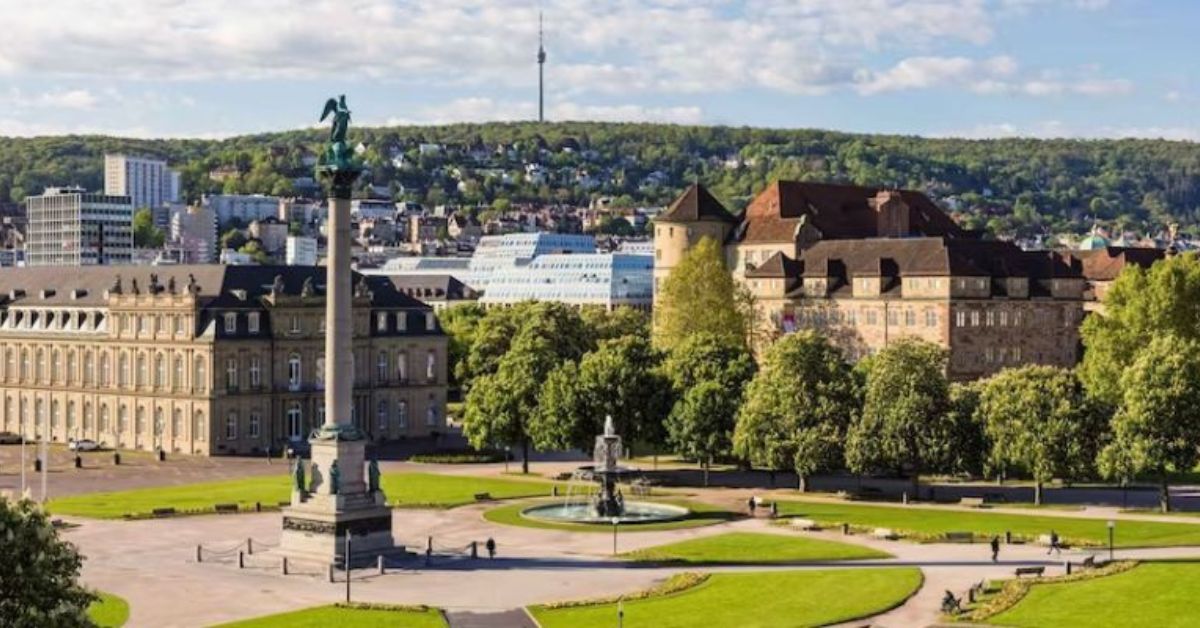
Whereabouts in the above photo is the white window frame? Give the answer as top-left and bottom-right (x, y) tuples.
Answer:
(249, 412), (261, 439)
(288, 354), (302, 391)
(377, 312), (388, 332)
(397, 400), (407, 429)
(249, 356), (261, 387)
(225, 412), (237, 440)
(248, 312), (260, 334)
(224, 313), (237, 334)
(225, 358), (238, 390)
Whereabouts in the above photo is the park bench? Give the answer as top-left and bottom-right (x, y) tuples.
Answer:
(213, 503), (239, 514)
(473, 492), (493, 502)
(959, 496), (986, 508)
(941, 590), (964, 615)
(555, 472), (574, 481)
(943, 531), (974, 543)
(152, 507), (176, 518)
(1015, 566), (1045, 578)
(791, 518), (819, 530)
(1081, 555), (1096, 569)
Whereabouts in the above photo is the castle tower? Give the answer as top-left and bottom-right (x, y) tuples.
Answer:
(537, 11), (546, 123)
(652, 184), (739, 307)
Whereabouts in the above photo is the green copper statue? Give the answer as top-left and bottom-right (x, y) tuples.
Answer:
(292, 458), (306, 493)
(329, 460), (341, 495)
(317, 94), (363, 199)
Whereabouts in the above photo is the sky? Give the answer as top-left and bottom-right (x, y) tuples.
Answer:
(0, 0), (1196, 140)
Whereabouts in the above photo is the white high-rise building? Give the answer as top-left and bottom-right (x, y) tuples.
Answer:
(170, 205), (218, 263)
(104, 154), (181, 211)
(25, 187), (134, 267)
(286, 236), (319, 266)
(203, 194), (282, 226)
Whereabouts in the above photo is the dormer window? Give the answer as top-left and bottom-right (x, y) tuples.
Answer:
(248, 312), (260, 334)
(290, 315), (301, 334)
(224, 313), (237, 334)
(425, 312), (435, 331)
(377, 312), (388, 332)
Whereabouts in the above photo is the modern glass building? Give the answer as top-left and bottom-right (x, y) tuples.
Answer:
(479, 253), (654, 311)
(25, 187), (134, 267)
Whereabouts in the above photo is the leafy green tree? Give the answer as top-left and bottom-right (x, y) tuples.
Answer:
(580, 305), (650, 343)
(661, 331), (756, 395)
(667, 380), (739, 486)
(1079, 253), (1200, 407)
(944, 382), (987, 478)
(437, 304), (486, 390)
(653, 236), (745, 351)
(1099, 335), (1200, 512)
(734, 331), (857, 491)
(237, 240), (270, 264)
(532, 336), (671, 454)
(846, 339), (951, 498)
(220, 228), (247, 251)
(132, 207), (165, 248)
(0, 498), (95, 627)
(978, 366), (1105, 505)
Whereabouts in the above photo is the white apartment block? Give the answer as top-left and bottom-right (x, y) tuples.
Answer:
(25, 187), (134, 267)
(286, 236), (319, 266)
(170, 206), (218, 264)
(203, 194), (282, 226)
(480, 253), (654, 311)
(104, 154), (181, 211)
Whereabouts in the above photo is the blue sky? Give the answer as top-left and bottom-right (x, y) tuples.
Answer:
(0, 0), (1195, 140)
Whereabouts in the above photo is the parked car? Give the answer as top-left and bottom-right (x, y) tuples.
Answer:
(285, 437), (310, 458)
(68, 438), (100, 452)
(0, 431), (22, 444)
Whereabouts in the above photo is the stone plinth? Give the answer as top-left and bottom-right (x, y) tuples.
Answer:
(278, 439), (399, 566)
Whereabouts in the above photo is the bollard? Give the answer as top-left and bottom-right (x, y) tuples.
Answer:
(196, 545), (203, 563)
(551, 486), (557, 497)
(238, 551), (244, 569)
(471, 541), (478, 559)
(157, 449), (166, 462)
(842, 523), (850, 535)
(328, 564), (335, 583)
(281, 557), (288, 575)
(1005, 530), (1012, 544)
(1066, 561), (1072, 575)
(74, 455), (82, 469)
(902, 491), (908, 505)
(378, 555), (385, 575)
(247, 538), (254, 555)
(255, 501), (262, 513)
(113, 452), (121, 465)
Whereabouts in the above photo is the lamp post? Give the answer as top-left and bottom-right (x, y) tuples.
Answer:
(504, 445), (511, 474)
(1107, 520), (1115, 562)
(611, 516), (620, 556)
(618, 599), (624, 628)
(345, 531), (352, 603)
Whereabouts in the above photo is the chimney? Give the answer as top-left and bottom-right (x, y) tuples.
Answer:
(871, 190), (910, 238)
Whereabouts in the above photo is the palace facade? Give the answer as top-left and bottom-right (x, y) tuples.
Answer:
(654, 181), (1158, 380)
(0, 265), (447, 455)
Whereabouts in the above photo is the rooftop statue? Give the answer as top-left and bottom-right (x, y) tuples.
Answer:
(317, 95), (363, 198)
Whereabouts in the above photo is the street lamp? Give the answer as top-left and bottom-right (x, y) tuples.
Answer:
(504, 445), (511, 474)
(1107, 520), (1115, 562)
(618, 598), (624, 628)
(611, 516), (620, 556)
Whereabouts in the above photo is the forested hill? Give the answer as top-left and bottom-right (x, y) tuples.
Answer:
(2, 122), (1199, 237)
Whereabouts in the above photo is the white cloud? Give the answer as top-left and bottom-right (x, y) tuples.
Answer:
(855, 55), (1129, 97)
(937, 121), (1200, 141)
(384, 97), (704, 125)
(0, 88), (100, 110)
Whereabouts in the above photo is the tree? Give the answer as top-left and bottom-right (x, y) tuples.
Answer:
(845, 339), (951, 498)
(1099, 335), (1200, 512)
(1079, 253), (1200, 407)
(437, 304), (486, 390)
(0, 498), (95, 627)
(580, 305), (650, 344)
(733, 331), (857, 492)
(944, 382), (987, 478)
(220, 228), (247, 251)
(532, 336), (671, 454)
(238, 240), (270, 264)
(132, 207), (165, 248)
(653, 236), (745, 351)
(977, 366), (1104, 505)
(667, 381), (739, 486)
(461, 302), (592, 472)
(661, 331), (756, 395)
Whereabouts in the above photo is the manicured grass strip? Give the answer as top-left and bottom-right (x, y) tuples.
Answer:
(624, 531), (890, 564)
(530, 568), (922, 628)
(47, 472), (559, 519)
(215, 604), (445, 627)
(987, 562), (1200, 628)
(483, 499), (736, 532)
(87, 592), (130, 628)
(776, 499), (1200, 548)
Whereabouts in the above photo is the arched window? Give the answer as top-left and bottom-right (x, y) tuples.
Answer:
(286, 403), (302, 439)
(117, 405), (128, 434)
(36, 349), (45, 383)
(397, 400), (408, 429)
(136, 407), (146, 439)
(66, 400), (76, 433)
(50, 349), (59, 383)
(154, 407), (164, 445)
(118, 353), (129, 387)
(396, 351), (407, 382)
(137, 353), (147, 387)
(194, 357), (207, 392)
(193, 410), (206, 442)
(51, 399), (60, 431)
(20, 349), (29, 382)
(377, 351), (389, 382)
(83, 402), (92, 433)
(174, 356), (183, 390)
(84, 351), (94, 385)
(4, 348), (12, 382)
(172, 408), (183, 439)
(315, 355), (325, 390)
(66, 350), (76, 385)
(99, 353), (110, 387)
(155, 354), (165, 389)
(99, 404), (109, 434)
(287, 354), (301, 391)
(377, 400), (388, 435)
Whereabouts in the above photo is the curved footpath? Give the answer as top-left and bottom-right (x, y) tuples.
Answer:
(64, 499), (1200, 628)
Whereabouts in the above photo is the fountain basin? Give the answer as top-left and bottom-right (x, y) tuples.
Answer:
(521, 501), (689, 524)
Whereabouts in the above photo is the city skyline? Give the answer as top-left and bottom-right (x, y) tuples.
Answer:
(0, 0), (1196, 140)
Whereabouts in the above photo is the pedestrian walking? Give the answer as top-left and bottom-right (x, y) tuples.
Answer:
(990, 536), (1000, 563)
(486, 537), (496, 559)
(1047, 530), (1062, 556)
(748, 496), (757, 517)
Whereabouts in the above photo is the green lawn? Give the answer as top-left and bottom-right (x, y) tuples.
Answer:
(47, 472), (559, 519)
(215, 605), (445, 627)
(776, 499), (1200, 548)
(531, 568), (922, 628)
(87, 592), (129, 628)
(988, 562), (1200, 627)
(483, 498), (737, 532)
(624, 531), (890, 564)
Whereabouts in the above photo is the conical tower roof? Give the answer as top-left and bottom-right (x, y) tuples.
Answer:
(658, 184), (737, 224)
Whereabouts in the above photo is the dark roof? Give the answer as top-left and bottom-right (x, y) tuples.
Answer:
(792, 238), (1079, 280)
(658, 184), (738, 224)
(0, 265), (431, 310)
(1072, 246), (1166, 281)
(737, 181), (966, 244)
(387, 274), (475, 301)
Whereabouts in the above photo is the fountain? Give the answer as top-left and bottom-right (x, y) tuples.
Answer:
(522, 416), (688, 524)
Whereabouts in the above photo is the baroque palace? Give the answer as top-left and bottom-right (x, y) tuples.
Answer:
(0, 266), (447, 455)
(654, 181), (1162, 380)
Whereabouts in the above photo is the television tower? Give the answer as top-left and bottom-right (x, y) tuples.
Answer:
(537, 10), (546, 122)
